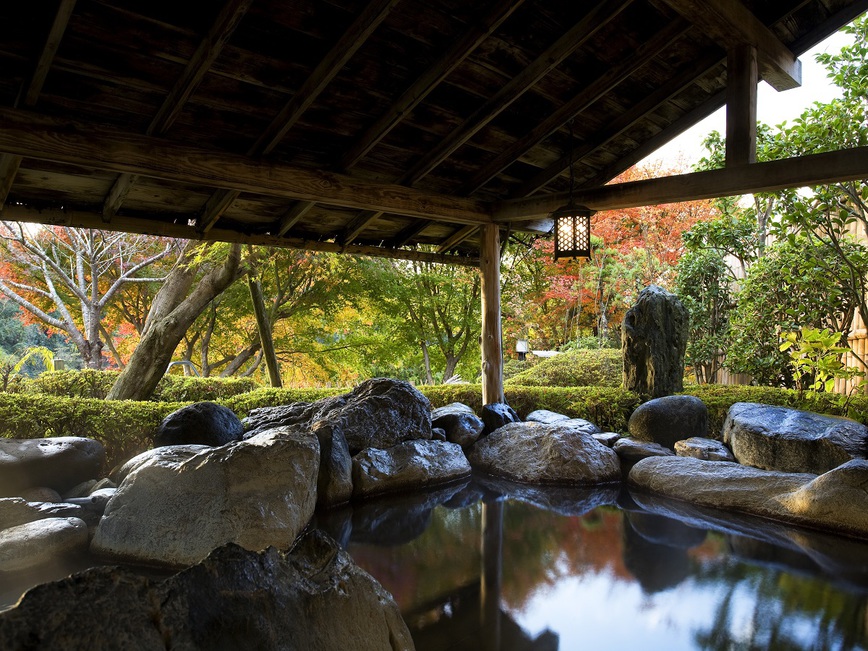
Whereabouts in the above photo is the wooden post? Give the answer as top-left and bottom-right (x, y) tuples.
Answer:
(726, 44), (758, 167)
(480, 223), (504, 405)
(247, 276), (282, 388)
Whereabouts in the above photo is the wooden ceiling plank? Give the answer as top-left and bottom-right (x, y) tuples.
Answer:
(1, 204), (480, 267)
(464, 18), (691, 194)
(2, 0), (76, 212)
(148, 0), (254, 136)
(0, 107), (492, 225)
(274, 200), (315, 237)
(391, 219), (433, 247)
(339, 210), (383, 245)
(339, 0), (525, 171)
(102, 0), (253, 222)
(661, 0), (801, 91)
(495, 146), (868, 220)
(21, 0), (77, 107)
(252, 0), (402, 157)
(436, 225), (477, 253)
(515, 53), (723, 197)
(398, 0), (635, 187)
(726, 44), (758, 166)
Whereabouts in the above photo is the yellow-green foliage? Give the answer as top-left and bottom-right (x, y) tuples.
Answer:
(0, 394), (183, 470)
(505, 349), (622, 388)
(20, 370), (259, 402)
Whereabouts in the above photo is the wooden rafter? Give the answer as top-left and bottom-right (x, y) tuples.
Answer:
(338, 210), (383, 245)
(0, 107), (492, 225)
(391, 220), (432, 248)
(514, 53), (723, 197)
(198, 0), (401, 233)
(463, 18), (691, 195)
(661, 0), (801, 91)
(101, 0), (254, 222)
(495, 146), (868, 220)
(437, 225), (477, 254)
(398, 0), (634, 187)
(0, 0), (76, 211)
(1, 204), (480, 267)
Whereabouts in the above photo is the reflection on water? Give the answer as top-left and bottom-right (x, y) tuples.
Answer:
(340, 478), (868, 651)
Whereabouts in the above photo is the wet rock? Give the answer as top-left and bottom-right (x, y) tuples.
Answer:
(613, 438), (675, 464)
(474, 474), (619, 516)
(622, 285), (688, 398)
(92, 427), (319, 567)
(0, 437), (106, 497)
(628, 395), (709, 449)
(242, 400), (324, 437)
(0, 517), (88, 572)
(311, 423), (353, 508)
(525, 409), (569, 425)
(352, 440), (471, 498)
(431, 403), (484, 447)
(20, 487), (61, 503)
(0, 497), (85, 530)
(723, 402), (868, 474)
(559, 417), (601, 436)
(65, 488), (116, 525)
(62, 480), (98, 500)
(0, 531), (413, 651)
(594, 432), (622, 447)
(431, 427), (447, 441)
(316, 378), (432, 454)
(675, 437), (735, 462)
(481, 402), (521, 435)
(113, 444), (210, 485)
(468, 421), (620, 485)
(153, 401), (244, 448)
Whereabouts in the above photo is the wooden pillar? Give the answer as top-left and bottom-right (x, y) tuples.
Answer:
(726, 44), (758, 167)
(480, 223), (504, 404)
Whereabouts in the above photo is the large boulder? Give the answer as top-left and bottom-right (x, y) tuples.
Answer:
(628, 395), (709, 449)
(352, 440), (471, 498)
(622, 285), (688, 398)
(0, 517), (88, 572)
(722, 402), (868, 474)
(0, 437), (105, 497)
(628, 456), (868, 538)
(468, 421), (620, 485)
(314, 378), (432, 454)
(153, 401), (244, 448)
(0, 497), (85, 530)
(481, 402), (521, 435)
(0, 532), (413, 651)
(431, 403), (484, 447)
(91, 427), (319, 567)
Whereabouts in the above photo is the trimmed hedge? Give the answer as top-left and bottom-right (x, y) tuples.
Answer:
(0, 393), (184, 470)
(20, 370), (260, 402)
(505, 349), (622, 388)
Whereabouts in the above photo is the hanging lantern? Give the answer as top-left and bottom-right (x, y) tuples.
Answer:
(552, 204), (593, 260)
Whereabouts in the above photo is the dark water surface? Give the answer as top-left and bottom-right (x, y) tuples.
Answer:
(326, 477), (868, 651)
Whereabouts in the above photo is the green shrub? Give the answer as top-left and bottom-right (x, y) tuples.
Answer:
(505, 349), (622, 388)
(0, 394), (183, 470)
(502, 358), (538, 381)
(19, 369), (260, 402)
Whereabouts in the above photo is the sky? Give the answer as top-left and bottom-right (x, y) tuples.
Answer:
(641, 28), (856, 168)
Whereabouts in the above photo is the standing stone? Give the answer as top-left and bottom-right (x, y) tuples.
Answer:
(622, 285), (688, 398)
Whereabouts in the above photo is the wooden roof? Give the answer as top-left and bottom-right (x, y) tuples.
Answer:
(0, 0), (866, 265)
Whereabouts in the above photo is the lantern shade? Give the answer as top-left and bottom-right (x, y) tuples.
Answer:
(552, 205), (592, 259)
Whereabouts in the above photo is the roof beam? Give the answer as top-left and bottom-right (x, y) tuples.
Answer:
(101, 0), (254, 222)
(437, 225), (477, 254)
(0, 0), (76, 211)
(338, 210), (382, 245)
(463, 18), (691, 194)
(339, 0), (525, 171)
(398, 0), (634, 187)
(391, 220), (432, 248)
(495, 146), (868, 220)
(201, 0), (401, 233)
(660, 0), (801, 91)
(0, 107), (492, 225)
(726, 44), (758, 166)
(1, 204), (480, 267)
(514, 53), (723, 196)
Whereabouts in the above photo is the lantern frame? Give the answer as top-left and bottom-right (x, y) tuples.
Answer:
(552, 204), (592, 259)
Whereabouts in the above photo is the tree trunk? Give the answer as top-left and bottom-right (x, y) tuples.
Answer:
(107, 243), (243, 400)
(421, 340), (434, 385)
(247, 276), (282, 387)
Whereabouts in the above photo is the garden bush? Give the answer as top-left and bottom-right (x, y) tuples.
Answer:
(504, 349), (622, 388)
